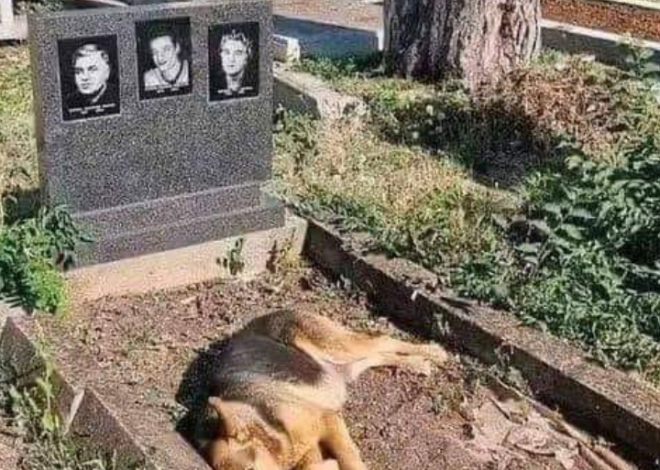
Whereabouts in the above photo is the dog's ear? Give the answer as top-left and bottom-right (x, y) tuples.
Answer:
(207, 397), (254, 442)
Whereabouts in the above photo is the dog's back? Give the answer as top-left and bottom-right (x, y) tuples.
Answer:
(209, 329), (350, 412)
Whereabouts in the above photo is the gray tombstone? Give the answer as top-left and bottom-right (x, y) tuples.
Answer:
(28, 0), (284, 266)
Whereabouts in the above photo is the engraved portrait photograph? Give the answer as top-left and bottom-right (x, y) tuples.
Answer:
(136, 17), (192, 100)
(208, 22), (259, 102)
(58, 35), (120, 122)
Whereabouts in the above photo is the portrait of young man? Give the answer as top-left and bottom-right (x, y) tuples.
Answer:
(208, 22), (259, 102)
(58, 36), (120, 122)
(136, 17), (192, 100)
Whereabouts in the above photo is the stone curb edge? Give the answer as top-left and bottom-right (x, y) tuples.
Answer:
(302, 218), (660, 463)
(0, 306), (210, 470)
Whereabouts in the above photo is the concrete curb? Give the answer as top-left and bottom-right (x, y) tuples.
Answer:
(273, 64), (366, 119)
(302, 218), (660, 463)
(272, 14), (660, 70)
(542, 19), (660, 68)
(0, 310), (210, 470)
(0, 310), (156, 469)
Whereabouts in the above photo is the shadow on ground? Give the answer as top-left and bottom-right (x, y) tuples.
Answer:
(174, 337), (230, 449)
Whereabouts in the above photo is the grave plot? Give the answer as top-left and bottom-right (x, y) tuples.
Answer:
(0, 0), (655, 469)
(34, 261), (595, 470)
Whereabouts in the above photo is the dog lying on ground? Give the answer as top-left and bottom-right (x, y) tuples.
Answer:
(193, 309), (448, 470)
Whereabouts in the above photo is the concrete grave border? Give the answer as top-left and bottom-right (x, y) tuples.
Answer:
(0, 213), (309, 470)
(0, 306), (208, 470)
(2, 214), (660, 465)
(302, 219), (660, 464)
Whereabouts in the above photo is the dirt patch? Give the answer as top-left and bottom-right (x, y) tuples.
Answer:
(39, 262), (596, 469)
(273, 0), (660, 44)
(0, 430), (21, 470)
(543, 0), (660, 42)
(273, 0), (382, 30)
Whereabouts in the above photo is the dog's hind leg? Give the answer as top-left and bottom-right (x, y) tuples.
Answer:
(251, 310), (448, 379)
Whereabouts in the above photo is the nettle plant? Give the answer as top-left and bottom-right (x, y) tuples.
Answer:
(0, 205), (91, 313)
(511, 134), (660, 370)
(453, 73), (660, 376)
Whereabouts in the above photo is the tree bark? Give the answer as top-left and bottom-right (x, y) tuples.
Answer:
(384, 0), (541, 92)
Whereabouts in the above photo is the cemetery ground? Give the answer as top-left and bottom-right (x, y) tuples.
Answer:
(275, 48), (660, 386)
(0, 30), (658, 470)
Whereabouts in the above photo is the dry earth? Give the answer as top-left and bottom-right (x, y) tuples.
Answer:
(36, 261), (598, 470)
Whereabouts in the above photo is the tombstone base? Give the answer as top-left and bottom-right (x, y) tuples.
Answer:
(73, 193), (285, 266)
(65, 212), (306, 303)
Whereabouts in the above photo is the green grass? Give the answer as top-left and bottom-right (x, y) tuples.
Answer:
(0, 46), (38, 222)
(274, 110), (516, 267)
(280, 50), (660, 383)
(4, 40), (660, 381)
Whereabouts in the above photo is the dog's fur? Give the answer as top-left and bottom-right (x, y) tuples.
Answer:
(193, 309), (448, 470)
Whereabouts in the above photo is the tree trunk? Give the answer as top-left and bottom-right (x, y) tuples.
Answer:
(384, 0), (541, 92)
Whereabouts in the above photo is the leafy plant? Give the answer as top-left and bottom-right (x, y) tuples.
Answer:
(294, 54), (382, 84)
(0, 205), (91, 313)
(277, 52), (660, 381)
(1, 349), (143, 470)
(620, 40), (660, 82)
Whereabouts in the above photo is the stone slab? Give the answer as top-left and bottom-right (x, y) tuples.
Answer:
(273, 64), (366, 119)
(73, 182), (261, 239)
(0, 0), (26, 42)
(273, 33), (300, 63)
(30, 0), (274, 212)
(29, 0), (285, 266)
(274, 14), (382, 58)
(67, 212), (307, 303)
(76, 195), (284, 265)
(302, 218), (659, 465)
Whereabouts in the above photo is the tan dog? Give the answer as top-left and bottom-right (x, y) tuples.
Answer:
(193, 309), (448, 470)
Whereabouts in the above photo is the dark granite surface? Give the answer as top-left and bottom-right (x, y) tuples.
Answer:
(29, 0), (284, 266)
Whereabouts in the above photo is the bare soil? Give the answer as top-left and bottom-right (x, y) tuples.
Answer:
(273, 0), (382, 30)
(543, 0), (660, 42)
(35, 261), (601, 470)
(273, 0), (660, 43)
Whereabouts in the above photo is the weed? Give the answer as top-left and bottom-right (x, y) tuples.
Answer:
(0, 338), (140, 470)
(221, 238), (246, 276)
(0, 205), (91, 314)
(266, 234), (301, 275)
(294, 53), (382, 85)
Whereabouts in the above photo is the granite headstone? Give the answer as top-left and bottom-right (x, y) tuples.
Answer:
(28, 0), (284, 266)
